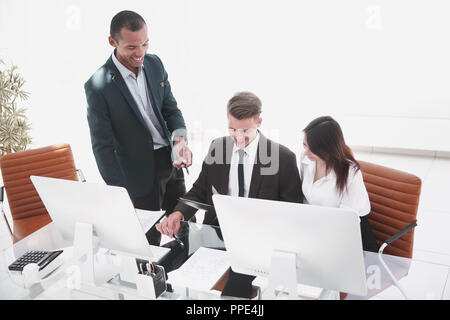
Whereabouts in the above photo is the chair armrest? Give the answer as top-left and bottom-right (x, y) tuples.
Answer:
(76, 169), (86, 182)
(379, 220), (417, 254)
(385, 221), (417, 245)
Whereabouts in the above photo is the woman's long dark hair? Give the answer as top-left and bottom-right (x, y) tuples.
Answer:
(303, 116), (359, 195)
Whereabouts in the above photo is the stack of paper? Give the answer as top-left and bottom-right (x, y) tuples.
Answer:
(167, 247), (230, 292)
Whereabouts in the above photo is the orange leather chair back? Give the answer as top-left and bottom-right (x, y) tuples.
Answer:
(0, 144), (79, 243)
(358, 160), (421, 258)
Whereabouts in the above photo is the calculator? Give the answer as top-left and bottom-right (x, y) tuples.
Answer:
(8, 250), (64, 272)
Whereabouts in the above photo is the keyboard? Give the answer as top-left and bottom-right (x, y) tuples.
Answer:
(8, 250), (64, 272)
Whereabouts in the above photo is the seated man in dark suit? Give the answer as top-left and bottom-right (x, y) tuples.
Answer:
(156, 91), (303, 298)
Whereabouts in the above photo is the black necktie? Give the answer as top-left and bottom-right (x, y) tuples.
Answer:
(238, 149), (245, 197)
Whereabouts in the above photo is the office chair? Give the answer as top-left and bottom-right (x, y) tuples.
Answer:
(0, 143), (85, 243)
(358, 160), (421, 259)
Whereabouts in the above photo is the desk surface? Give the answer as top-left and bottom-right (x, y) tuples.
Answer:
(1, 219), (449, 300)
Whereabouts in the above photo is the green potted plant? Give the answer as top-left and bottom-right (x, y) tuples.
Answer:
(0, 58), (32, 156)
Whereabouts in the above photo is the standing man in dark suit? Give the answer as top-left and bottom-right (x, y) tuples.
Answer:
(156, 91), (303, 298)
(85, 11), (192, 244)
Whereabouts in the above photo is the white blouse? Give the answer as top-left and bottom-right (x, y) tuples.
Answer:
(299, 152), (371, 217)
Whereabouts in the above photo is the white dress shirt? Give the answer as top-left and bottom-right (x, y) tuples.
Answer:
(299, 152), (371, 217)
(111, 52), (168, 149)
(228, 132), (260, 197)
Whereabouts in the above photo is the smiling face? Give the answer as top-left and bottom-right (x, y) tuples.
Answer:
(109, 26), (149, 74)
(303, 134), (322, 162)
(228, 114), (262, 148)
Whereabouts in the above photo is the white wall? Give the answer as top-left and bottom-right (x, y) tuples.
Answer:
(1, 0), (449, 185)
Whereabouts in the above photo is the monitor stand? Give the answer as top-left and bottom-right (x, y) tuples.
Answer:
(73, 222), (121, 286)
(261, 250), (339, 300)
(262, 250), (298, 299)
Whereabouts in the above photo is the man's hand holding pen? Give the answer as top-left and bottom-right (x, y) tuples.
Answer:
(172, 136), (192, 174)
(156, 211), (183, 238)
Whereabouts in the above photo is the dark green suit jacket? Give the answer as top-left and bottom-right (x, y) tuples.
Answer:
(85, 53), (186, 198)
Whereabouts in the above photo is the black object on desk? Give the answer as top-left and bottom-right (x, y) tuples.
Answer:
(136, 259), (167, 298)
(178, 197), (222, 240)
(8, 250), (63, 272)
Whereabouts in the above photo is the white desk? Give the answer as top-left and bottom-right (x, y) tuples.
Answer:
(347, 251), (450, 300)
(1, 221), (449, 300)
(0, 223), (176, 300)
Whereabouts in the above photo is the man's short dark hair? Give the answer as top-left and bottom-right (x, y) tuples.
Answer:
(110, 10), (146, 41)
(227, 91), (262, 120)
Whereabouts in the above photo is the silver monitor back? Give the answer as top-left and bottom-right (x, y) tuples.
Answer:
(212, 194), (368, 296)
(30, 175), (153, 260)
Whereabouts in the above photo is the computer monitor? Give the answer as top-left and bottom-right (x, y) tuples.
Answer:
(30, 175), (154, 260)
(212, 194), (368, 297)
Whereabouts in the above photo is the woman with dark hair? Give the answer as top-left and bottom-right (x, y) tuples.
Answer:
(300, 116), (378, 252)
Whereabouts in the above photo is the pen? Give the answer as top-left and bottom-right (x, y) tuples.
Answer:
(146, 262), (153, 276)
(182, 159), (189, 174)
(181, 143), (190, 174)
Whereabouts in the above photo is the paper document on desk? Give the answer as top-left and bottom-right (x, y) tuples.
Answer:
(135, 209), (165, 233)
(167, 247), (230, 292)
